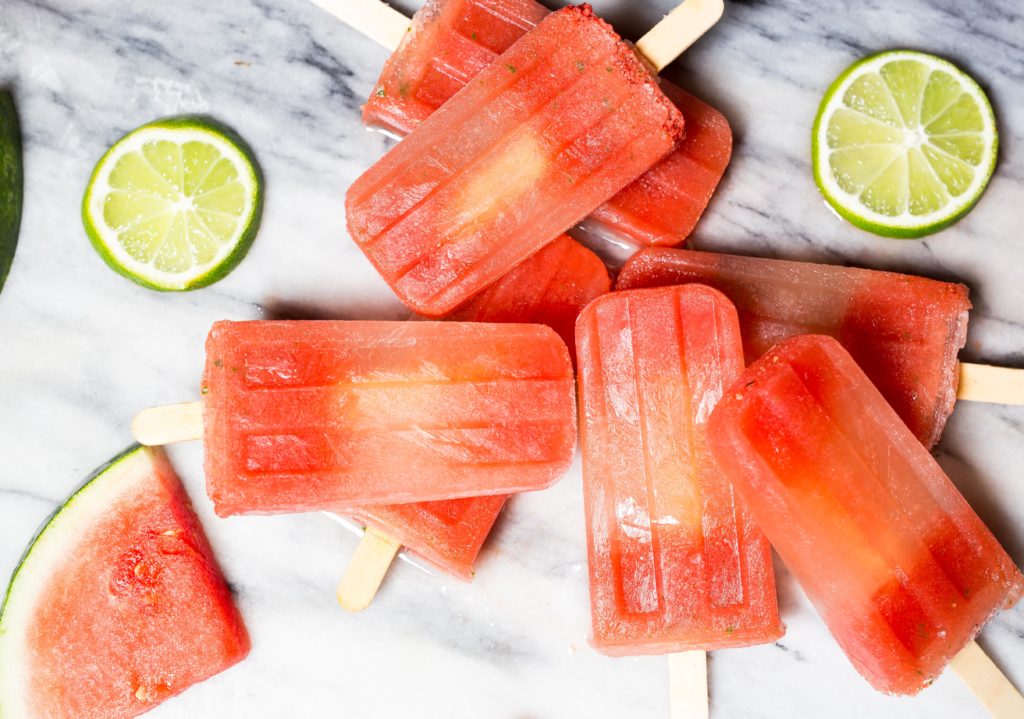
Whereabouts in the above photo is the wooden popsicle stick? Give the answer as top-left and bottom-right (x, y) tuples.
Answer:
(636, 0), (725, 73)
(309, 0), (411, 52)
(669, 650), (709, 719)
(949, 640), (1024, 719)
(958, 363), (1024, 405)
(132, 402), (203, 445)
(336, 526), (403, 611)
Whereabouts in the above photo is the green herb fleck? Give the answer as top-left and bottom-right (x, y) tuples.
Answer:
(230, 365), (239, 373)
(725, 625), (736, 634)
(471, 31), (478, 40)
(398, 81), (410, 97)
(505, 63), (517, 73)
(374, 86), (386, 98)
(605, 65), (614, 73)
(213, 359), (224, 368)
(575, 60), (585, 72)
(200, 384), (209, 395)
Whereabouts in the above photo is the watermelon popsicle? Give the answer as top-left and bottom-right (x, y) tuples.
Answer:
(707, 335), (1024, 697)
(334, 238), (607, 610)
(617, 247), (970, 446)
(359, 0), (733, 253)
(445, 234), (610, 355)
(134, 320), (577, 515)
(333, 494), (508, 611)
(345, 3), (711, 316)
(576, 285), (782, 712)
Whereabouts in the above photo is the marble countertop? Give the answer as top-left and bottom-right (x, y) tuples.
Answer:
(1, 0), (1022, 717)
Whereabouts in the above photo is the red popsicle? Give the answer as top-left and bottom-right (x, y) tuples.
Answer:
(363, 0), (732, 249)
(617, 247), (970, 446)
(576, 285), (782, 656)
(202, 320), (577, 515)
(708, 335), (1023, 695)
(346, 5), (685, 316)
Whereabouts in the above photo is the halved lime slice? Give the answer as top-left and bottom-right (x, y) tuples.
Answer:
(82, 116), (263, 291)
(812, 50), (997, 238)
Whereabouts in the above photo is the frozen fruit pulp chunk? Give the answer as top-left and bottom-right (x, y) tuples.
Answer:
(617, 247), (969, 446)
(576, 285), (783, 655)
(707, 335), (1023, 694)
(347, 5), (684, 316)
(446, 234), (609, 356)
(203, 321), (577, 516)
(364, 0), (732, 249)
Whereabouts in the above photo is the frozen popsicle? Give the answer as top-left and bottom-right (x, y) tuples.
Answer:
(333, 493), (508, 611)
(617, 247), (970, 447)
(445, 234), (609, 355)
(346, 495), (507, 581)
(707, 335), (1024, 696)
(345, 4), (699, 316)
(576, 284), (783, 657)
(359, 0), (732, 251)
(134, 320), (576, 515)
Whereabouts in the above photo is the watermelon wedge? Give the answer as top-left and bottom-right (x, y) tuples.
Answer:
(0, 446), (249, 718)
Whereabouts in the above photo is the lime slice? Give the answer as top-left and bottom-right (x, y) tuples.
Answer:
(0, 90), (22, 295)
(82, 116), (263, 291)
(812, 50), (997, 238)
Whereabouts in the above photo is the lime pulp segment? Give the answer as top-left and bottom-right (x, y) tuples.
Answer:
(813, 50), (997, 238)
(83, 118), (262, 290)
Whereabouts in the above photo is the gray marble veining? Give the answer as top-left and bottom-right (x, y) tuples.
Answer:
(0, 0), (1022, 717)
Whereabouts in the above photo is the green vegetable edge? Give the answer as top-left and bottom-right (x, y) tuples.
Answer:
(0, 90), (23, 294)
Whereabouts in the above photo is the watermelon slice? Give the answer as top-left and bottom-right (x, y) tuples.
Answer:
(0, 446), (250, 718)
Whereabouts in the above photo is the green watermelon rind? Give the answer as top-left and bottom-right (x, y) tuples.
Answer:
(0, 90), (23, 296)
(0, 444), (151, 717)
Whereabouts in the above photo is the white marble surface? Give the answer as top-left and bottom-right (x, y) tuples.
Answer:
(1, 0), (1022, 717)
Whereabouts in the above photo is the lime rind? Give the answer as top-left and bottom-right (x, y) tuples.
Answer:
(0, 90), (22, 295)
(812, 50), (998, 239)
(82, 116), (263, 291)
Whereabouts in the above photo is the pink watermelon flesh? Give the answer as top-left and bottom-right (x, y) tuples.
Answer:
(0, 446), (249, 718)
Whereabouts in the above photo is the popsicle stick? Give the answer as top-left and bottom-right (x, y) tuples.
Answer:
(636, 0), (725, 72)
(309, 0), (411, 51)
(669, 651), (708, 719)
(958, 363), (1024, 405)
(950, 641), (1024, 719)
(132, 402), (203, 445)
(336, 526), (403, 611)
